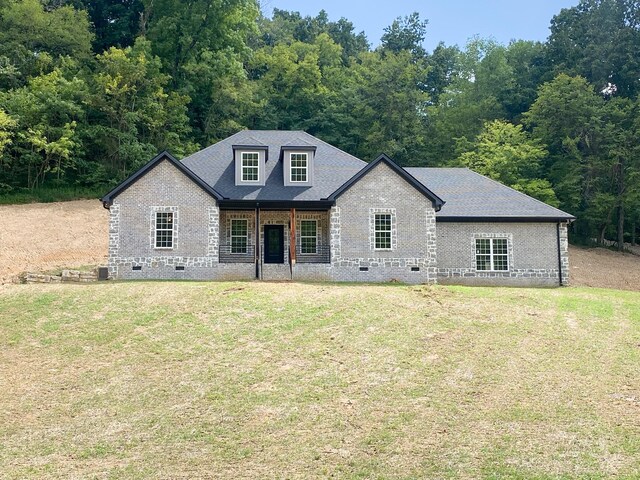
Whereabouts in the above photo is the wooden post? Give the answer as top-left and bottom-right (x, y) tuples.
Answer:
(290, 208), (296, 266)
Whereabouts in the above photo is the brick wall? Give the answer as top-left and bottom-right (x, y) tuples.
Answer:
(436, 221), (566, 286)
(325, 162), (438, 284)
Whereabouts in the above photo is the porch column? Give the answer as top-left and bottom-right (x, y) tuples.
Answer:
(289, 208), (297, 265)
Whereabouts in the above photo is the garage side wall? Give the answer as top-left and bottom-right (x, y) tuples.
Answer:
(436, 221), (565, 286)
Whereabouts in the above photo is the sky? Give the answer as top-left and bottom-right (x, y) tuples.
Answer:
(260, 0), (580, 51)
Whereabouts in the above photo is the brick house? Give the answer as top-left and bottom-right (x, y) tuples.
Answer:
(101, 130), (574, 286)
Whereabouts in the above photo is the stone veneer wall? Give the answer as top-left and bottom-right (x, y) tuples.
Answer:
(291, 161), (438, 284)
(436, 221), (568, 286)
(108, 159), (254, 280)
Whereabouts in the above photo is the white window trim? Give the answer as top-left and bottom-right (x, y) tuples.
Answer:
(370, 208), (396, 251)
(299, 219), (318, 255)
(230, 218), (249, 254)
(151, 206), (178, 250)
(241, 151), (260, 183)
(473, 235), (512, 272)
(289, 152), (308, 183)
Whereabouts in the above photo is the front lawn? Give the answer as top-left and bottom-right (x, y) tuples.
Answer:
(1, 282), (638, 479)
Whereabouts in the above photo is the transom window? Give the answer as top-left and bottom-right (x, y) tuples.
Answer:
(290, 153), (308, 182)
(231, 219), (248, 254)
(300, 220), (317, 254)
(241, 152), (259, 182)
(476, 238), (508, 271)
(374, 213), (392, 250)
(155, 212), (174, 248)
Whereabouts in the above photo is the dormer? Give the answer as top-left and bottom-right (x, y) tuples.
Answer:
(281, 140), (317, 187)
(233, 141), (268, 186)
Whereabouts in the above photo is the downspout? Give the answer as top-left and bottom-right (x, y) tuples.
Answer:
(255, 204), (260, 280)
(289, 208), (296, 280)
(556, 222), (563, 287)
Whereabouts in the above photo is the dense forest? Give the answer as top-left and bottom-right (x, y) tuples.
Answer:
(0, 0), (638, 245)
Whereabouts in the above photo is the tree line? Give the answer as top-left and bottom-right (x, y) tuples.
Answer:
(0, 0), (638, 246)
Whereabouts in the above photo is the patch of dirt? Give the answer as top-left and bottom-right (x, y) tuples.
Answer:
(569, 245), (640, 292)
(1, 200), (639, 291)
(0, 200), (108, 283)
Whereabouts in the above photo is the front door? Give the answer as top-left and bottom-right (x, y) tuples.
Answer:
(264, 225), (285, 264)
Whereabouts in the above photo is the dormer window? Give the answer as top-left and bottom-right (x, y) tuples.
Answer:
(233, 145), (267, 186)
(282, 146), (316, 187)
(241, 152), (260, 182)
(290, 153), (308, 182)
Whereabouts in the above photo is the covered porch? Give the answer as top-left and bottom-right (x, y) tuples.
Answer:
(218, 205), (331, 280)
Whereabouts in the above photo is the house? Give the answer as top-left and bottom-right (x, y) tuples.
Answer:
(101, 130), (574, 286)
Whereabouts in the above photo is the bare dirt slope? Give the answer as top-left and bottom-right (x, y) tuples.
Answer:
(1, 200), (639, 290)
(569, 245), (640, 291)
(0, 199), (107, 282)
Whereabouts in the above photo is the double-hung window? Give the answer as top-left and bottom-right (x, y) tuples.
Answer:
(300, 220), (317, 254)
(374, 213), (392, 250)
(475, 238), (508, 271)
(290, 153), (308, 182)
(155, 212), (174, 248)
(231, 219), (248, 254)
(241, 152), (259, 182)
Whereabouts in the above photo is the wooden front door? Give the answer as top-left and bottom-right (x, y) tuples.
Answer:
(264, 225), (285, 264)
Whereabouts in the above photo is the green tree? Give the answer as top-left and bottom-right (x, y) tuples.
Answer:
(0, 0), (93, 87)
(380, 12), (428, 60)
(85, 38), (193, 182)
(457, 120), (558, 205)
(0, 69), (86, 189)
(547, 0), (640, 97)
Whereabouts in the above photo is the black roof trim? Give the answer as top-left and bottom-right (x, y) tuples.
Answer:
(232, 144), (269, 161)
(101, 151), (224, 206)
(326, 153), (446, 211)
(232, 144), (269, 150)
(437, 216), (576, 223)
(280, 145), (317, 151)
(219, 199), (333, 210)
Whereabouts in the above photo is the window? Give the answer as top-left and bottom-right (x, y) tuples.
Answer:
(241, 152), (259, 182)
(300, 220), (317, 254)
(290, 153), (308, 182)
(374, 213), (392, 250)
(231, 219), (248, 254)
(155, 212), (174, 248)
(476, 238), (509, 271)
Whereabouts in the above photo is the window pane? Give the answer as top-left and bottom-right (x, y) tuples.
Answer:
(476, 238), (490, 255)
(493, 255), (508, 271)
(374, 214), (392, 249)
(242, 152), (259, 181)
(300, 220), (317, 254)
(290, 153), (308, 182)
(493, 238), (508, 255)
(231, 219), (248, 254)
(476, 255), (491, 271)
(155, 212), (174, 248)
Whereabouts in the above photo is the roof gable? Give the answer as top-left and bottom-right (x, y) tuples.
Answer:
(101, 151), (223, 206)
(327, 154), (445, 211)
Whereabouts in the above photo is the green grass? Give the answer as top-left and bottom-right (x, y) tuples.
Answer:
(0, 185), (106, 205)
(0, 282), (639, 479)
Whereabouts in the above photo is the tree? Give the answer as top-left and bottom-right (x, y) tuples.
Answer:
(457, 120), (558, 205)
(547, 0), (640, 98)
(0, 69), (86, 189)
(380, 12), (428, 60)
(84, 38), (193, 182)
(0, 0), (93, 86)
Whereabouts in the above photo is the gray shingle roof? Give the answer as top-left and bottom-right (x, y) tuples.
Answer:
(179, 130), (573, 220)
(182, 130), (366, 201)
(406, 167), (574, 220)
